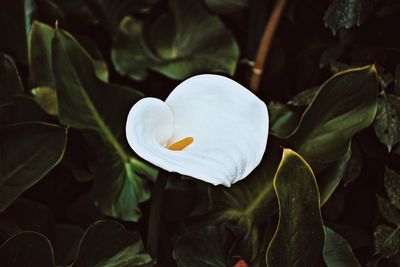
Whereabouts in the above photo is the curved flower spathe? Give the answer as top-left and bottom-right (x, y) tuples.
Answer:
(126, 74), (269, 186)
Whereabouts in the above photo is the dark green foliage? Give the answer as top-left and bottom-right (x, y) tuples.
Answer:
(0, 0), (399, 266)
(112, 0), (239, 80)
(266, 149), (325, 267)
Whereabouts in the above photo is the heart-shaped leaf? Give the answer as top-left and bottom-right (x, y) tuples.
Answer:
(51, 27), (156, 221)
(112, 0), (239, 80)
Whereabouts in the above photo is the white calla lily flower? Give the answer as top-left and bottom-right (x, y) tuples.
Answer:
(126, 74), (269, 186)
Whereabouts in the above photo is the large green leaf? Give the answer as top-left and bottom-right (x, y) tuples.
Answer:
(72, 220), (154, 267)
(209, 139), (347, 234)
(0, 122), (66, 211)
(0, 54), (24, 104)
(0, 231), (54, 267)
(51, 27), (156, 221)
(266, 149), (325, 267)
(373, 94), (400, 151)
(324, 227), (361, 267)
(173, 226), (227, 267)
(209, 67), (377, 234)
(287, 66), (378, 169)
(112, 0), (239, 80)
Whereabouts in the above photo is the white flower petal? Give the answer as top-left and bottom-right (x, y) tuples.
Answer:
(126, 74), (269, 186)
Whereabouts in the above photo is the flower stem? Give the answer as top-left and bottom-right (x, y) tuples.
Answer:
(147, 169), (169, 259)
(250, 0), (287, 92)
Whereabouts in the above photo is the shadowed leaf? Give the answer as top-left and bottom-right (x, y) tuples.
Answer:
(266, 149), (325, 267)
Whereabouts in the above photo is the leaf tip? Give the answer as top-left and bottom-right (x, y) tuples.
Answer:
(282, 148), (296, 158)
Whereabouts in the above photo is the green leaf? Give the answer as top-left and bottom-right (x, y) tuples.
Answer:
(342, 144), (362, 187)
(204, 0), (248, 14)
(323, 227), (361, 267)
(209, 137), (282, 230)
(51, 27), (156, 221)
(112, 0), (239, 80)
(173, 226), (227, 267)
(0, 221), (153, 267)
(318, 150), (351, 205)
(324, 0), (374, 34)
(29, 21), (109, 87)
(0, 231), (54, 267)
(384, 167), (400, 210)
(374, 224), (400, 258)
(28, 21), (55, 88)
(0, 122), (67, 211)
(287, 66), (378, 169)
(0, 54), (24, 104)
(373, 94), (400, 151)
(72, 220), (154, 267)
(377, 195), (400, 226)
(268, 102), (299, 138)
(266, 149), (325, 267)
